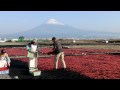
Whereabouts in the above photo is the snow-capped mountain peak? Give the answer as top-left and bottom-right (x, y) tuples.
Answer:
(46, 19), (64, 25)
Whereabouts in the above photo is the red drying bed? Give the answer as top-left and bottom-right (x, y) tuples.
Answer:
(1, 47), (120, 79)
(16, 54), (120, 79)
(1, 47), (120, 56)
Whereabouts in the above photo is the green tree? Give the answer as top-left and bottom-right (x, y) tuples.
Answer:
(18, 36), (24, 42)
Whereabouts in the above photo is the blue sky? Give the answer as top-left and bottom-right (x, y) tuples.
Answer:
(0, 11), (120, 34)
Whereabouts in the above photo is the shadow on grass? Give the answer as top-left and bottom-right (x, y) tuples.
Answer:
(9, 59), (92, 79)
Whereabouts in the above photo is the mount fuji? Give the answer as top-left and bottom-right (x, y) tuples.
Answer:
(1, 19), (120, 39)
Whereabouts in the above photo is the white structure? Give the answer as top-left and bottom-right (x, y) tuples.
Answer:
(73, 40), (76, 43)
(0, 40), (6, 42)
(105, 40), (109, 43)
(11, 39), (18, 42)
(0, 38), (7, 42)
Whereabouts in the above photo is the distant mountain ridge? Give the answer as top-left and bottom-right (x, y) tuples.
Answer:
(1, 19), (120, 39)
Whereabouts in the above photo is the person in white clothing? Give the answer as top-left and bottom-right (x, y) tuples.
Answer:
(26, 39), (40, 71)
(0, 49), (11, 68)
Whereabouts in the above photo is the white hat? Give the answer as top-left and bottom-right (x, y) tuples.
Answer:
(33, 38), (37, 42)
